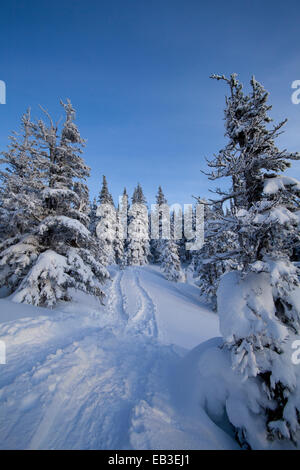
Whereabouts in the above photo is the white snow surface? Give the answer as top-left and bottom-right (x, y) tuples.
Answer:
(0, 265), (235, 450)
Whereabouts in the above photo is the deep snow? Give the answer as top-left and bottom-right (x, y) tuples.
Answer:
(0, 265), (237, 450)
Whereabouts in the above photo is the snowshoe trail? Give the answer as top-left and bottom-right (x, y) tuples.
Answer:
(104, 267), (158, 339)
(122, 268), (158, 338)
(135, 270), (158, 339)
(106, 269), (128, 328)
(0, 266), (227, 450)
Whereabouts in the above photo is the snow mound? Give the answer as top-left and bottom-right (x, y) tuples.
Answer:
(188, 336), (300, 450)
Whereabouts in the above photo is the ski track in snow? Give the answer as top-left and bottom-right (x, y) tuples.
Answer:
(124, 268), (158, 339)
(106, 269), (128, 328)
(0, 266), (234, 450)
(105, 267), (158, 339)
(135, 270), (158, 339)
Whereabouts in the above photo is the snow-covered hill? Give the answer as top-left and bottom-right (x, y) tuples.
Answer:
(0, 266), (238, 450)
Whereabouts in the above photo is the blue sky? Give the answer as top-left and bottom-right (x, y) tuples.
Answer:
(1, 0), (300, 205)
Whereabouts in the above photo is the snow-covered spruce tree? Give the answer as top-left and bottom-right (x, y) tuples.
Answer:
(150, 186), (169, 263)
(186, 205), (197, 264)
(0, 110), (48, 294)
(176, 205), (195, 265)
(0, 109), (45, 241)
(176, 212), (187, 264)
(207, 74), (300, 446)
(7, 100), (109, 307)
(119, 187), (130, 231)
(126, 183), (150, 266)
(156, 185), (167, 206)
(115, 188), (130, 268)
(98, 174), (114, 205)
(161, 238), (185, 282)
(114, 188), (129, 266)
(95, 175), (117, 266)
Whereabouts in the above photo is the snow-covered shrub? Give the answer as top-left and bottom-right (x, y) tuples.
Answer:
(13, 247), (109, 307)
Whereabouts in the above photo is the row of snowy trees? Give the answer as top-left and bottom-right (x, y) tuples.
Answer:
(193, 74), (300, 448)
(90, 177), (185, 281)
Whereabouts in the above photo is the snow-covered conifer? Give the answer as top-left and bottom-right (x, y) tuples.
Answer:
(95, 175), (116, 265)
(1, 101), (109, 307)
(113, 189), (129, 266)
(156, 185), (167, 206)
(0, 110), (45, 241)
(178, 205), (195, 264)
(119, 187), (129, 234)
(161, 238), (185, 282)
(150, 186), (169, 263)
(0, 110), (47, 295)
(207, 74), (300, 445)
(98, 175), (114, 205)
(126, 184), (150, 266)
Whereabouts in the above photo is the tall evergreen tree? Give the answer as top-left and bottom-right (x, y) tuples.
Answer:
(98, 175), (114, 205)
(0, 110), (47, 295)
(95, 175), (116, 265)
(207, 74), (300, 445)
(118, 188), (129, 241)
(177, 205), (195, 264)
(0, 101), (109, 306)
(151, 186), (169, 263)
(0, 110), (45, 241)
(127, 183), (150, 265)
(131, 183), (147, 204)
(156, 185), (167, 206)
(114, 188), (129, 266)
